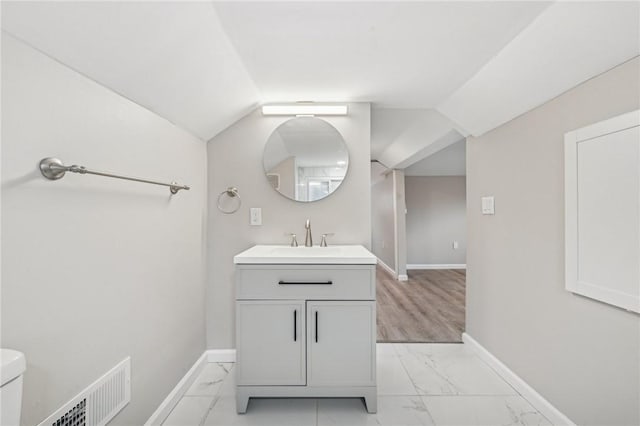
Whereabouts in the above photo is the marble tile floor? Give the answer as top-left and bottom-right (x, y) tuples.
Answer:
(161, 343), (551, 426)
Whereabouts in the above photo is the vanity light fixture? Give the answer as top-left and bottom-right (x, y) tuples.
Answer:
(261, 104), (348, 116)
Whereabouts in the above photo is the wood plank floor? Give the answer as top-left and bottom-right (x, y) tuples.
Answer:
(376, 266), (466, 343)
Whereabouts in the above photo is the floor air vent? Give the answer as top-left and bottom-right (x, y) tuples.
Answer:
(39, 358), (131, 426)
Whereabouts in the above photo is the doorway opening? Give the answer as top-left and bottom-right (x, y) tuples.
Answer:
(371, 140), (467, 343)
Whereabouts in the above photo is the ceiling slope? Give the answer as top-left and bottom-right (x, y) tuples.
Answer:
(2, 1), (637, 150)
(213, 1), (550, 107)
(371, 108), (426, 160)
(437, 1), (640, 137)
(376, 109), (465, 169)
(1, 1), (260, 141)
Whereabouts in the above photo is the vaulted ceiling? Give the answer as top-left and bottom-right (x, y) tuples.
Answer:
(213, 1), (550, 107)
(2, 1), (639, 168)
(1, 1), (259, 141)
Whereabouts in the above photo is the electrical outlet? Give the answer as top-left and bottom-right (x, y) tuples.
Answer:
(453, 241), (459, 249)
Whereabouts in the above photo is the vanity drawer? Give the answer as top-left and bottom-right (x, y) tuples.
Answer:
(236, 265), (375, 300)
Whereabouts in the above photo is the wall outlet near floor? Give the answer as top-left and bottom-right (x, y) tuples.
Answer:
(250, 208), (262, 226)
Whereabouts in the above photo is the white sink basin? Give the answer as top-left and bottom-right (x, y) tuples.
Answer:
(233, 245), (377, 264)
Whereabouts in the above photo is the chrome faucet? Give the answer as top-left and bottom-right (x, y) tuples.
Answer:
(304, 219), (313, 247)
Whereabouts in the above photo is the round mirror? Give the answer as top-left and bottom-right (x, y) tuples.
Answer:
(263, 117), (349, 202)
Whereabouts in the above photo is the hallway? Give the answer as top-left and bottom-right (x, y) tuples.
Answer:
(377, 266), (466, 343)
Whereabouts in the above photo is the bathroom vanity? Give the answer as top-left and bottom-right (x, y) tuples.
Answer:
(233, 245), (377, 413)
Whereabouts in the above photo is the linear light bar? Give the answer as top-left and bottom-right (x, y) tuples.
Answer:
(261, 104), (348, 116)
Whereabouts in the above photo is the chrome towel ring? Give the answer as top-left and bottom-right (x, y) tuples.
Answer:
(217, 187), (241, 214)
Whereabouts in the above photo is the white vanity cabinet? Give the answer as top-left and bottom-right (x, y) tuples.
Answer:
(233, 246), (377, 414)
(306, 300), (376, 387)
(236, 300), (306, 386)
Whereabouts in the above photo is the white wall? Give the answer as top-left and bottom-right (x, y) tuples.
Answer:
(466, 57), (640, 426)
(370, 164), (407, 278)
(393, 170), (407, 279)
(370, 162), (395, 271)
(1, 34), (207, 425)
(206, 104), (371, 349)
(405, 140), (466, 177)
(405, 176), (466, 266)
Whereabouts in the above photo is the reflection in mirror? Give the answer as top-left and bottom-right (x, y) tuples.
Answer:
(263, 117), (349, 202)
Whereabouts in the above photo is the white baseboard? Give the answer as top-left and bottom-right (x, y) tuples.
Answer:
(462, 333), (575, 426)
(407, 263), (466, 270)
(145, 351), (208, 425)
(377, 257), (408, 281)
(376, 258), (397, 278)
(207, 349), (236, 363)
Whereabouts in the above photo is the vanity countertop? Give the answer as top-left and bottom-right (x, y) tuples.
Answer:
(233, 244), (377, 265)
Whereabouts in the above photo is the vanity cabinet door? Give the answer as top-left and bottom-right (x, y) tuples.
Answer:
(236, 300), (306, 385)
(306, 301), (376, 387)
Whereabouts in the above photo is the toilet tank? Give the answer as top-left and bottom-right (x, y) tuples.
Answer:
(0, 349), (26, 426)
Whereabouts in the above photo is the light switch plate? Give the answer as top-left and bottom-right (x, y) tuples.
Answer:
(481, 196), (495, 215)
(250, 208), (262, 225)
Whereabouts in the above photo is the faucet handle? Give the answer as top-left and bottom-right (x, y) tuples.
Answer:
(285, 232), (299, 247)
(320, 233), (335, 247)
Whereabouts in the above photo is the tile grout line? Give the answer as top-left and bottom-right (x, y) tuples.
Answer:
(167, 345), (551, 425)
(159, 400), (179, 426)
(188, 362), (234, 426)
(162, 396), (216, 426)
(199, 395), (220, 426)
(400, 343), (551, 425)
(207, 364), (234, 424)
(468, 346), (521, 396)
(391, 343), (429, 397)
(390, 344), (527, 396)
(465, 344), (553, 424)
(378, 346), (436, 426)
